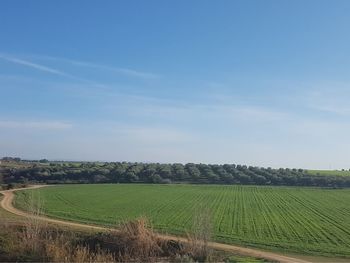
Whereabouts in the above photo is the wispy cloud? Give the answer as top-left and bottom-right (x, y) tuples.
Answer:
(31, 55), (160, 79)
(69, 59), (159, 79)
(106, 95), (288, 124)
(310, 105), (350, 116)
(300, 83), (350, 116)
(0, 54), (68, 76)
(0, 120), (72, 130)
(0, 54), (110, 88)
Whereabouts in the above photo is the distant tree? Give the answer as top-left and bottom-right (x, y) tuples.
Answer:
(112, 164), (128, 182)
(2, 157), (21, 162)
(208, 172), (220, 183)
(7, 183), (15, 190)
(143, 165), (157, 178)
(158, 164), (172, 179)
(186, 164), (201, 181)
(172, 163), (186, 180)
(125, 171), (139, 182)
(2, 160), (350, 187)
(238, 173), (251, 184)
(93, 174), (108, 183)
(149, 174), (162, 183)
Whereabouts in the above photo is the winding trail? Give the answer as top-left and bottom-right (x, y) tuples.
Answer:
(0, 185), (311, 263)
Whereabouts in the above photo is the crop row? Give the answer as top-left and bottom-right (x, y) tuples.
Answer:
(15, 184), (350, 257)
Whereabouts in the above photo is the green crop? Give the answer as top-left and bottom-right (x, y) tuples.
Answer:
(307, 169), (350, 176)
(15, 184), (350, 257)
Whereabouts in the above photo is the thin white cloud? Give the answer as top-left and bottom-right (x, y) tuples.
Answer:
(300, 83), (350, 116)
(106, 95), (288, 124)
(30, 55), (160, 79)
(0, 54), (110, 88)
(0, 54), (67, 76)
(0, 120), (72, 130)
(111, 67), (159, 79)
(211, 105), (287, 122)
(311, 105), (350, 116)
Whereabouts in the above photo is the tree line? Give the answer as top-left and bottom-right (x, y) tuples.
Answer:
(1, 160), (350, 188)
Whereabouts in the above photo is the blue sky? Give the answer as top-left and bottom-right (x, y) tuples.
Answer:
(1, 0), (350, 169)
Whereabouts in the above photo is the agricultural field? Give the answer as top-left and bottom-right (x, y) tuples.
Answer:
(15, 184), (350, 258)
(307, 170), (350, 176)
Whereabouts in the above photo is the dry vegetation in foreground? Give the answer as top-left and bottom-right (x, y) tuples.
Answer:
(0, 219), (265, 262)
(0, 204), (267, 263)
(0, 218), (190, 262)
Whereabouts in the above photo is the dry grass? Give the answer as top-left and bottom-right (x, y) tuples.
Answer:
(83, 217), (177, 262)
(186, 207), (213, 262)
(0, 218), (186, 262)
(112, 217), (163, 261)
(0, 191), (115, 262)
(46, 238), (115, 263)
(22, 192), (47, 253)
(0, 223), (117, 262)
(0, 192), (218, 262)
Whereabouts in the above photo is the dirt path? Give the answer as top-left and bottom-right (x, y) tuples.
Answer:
(0, 185), (311, 263)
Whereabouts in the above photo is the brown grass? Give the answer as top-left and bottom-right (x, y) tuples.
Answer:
(113, 217), (163, 261)
(0, 193), (216, 262)
(0, 223), (116, 262)
(186, 207), (213, 262)
(0, 218), (189, 262)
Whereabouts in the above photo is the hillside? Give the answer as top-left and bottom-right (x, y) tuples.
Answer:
(1, 159), (350, 188)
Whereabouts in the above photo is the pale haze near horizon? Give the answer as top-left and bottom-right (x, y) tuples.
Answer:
(1, 1), (350, 169)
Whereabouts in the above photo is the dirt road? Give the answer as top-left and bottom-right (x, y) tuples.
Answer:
(0, 185), (311, 263)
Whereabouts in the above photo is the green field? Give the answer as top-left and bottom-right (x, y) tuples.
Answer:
(15, 184), (350, 257)
(307, 169), (350, 176)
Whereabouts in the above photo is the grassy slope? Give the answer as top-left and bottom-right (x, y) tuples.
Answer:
(0, 195), (23, 223)
(0, 191), (266, 263)
(15, 184), (350, 258)
(307, 170), (350, 176)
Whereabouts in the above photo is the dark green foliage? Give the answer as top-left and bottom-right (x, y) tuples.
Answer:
(2, 160), (350, 187)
